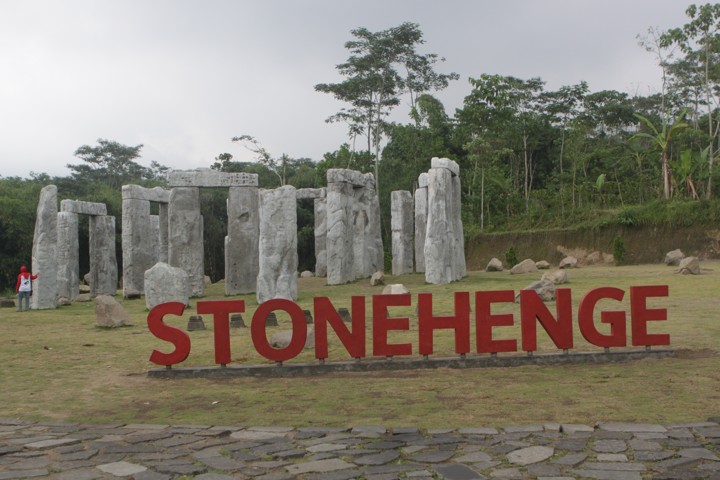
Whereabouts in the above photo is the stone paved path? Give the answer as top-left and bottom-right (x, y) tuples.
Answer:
(1, 418), (719, 479)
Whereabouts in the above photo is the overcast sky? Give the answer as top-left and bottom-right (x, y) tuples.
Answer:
(0, 0), (698, 178)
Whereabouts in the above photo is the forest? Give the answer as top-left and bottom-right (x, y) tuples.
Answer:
(3, 4), (720, 292)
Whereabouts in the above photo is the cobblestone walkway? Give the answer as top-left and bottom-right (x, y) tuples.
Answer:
(1, 418), (719, 479)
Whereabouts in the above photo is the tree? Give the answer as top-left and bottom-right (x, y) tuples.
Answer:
(662, 3), (720, 198)
(231, 135), (288, 185)
(315, 22), (457, 193)
(68, 139), (154, 190)
(632, 110), (689, 199)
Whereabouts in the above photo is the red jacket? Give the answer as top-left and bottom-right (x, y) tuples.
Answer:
(16, 266), (38, 293)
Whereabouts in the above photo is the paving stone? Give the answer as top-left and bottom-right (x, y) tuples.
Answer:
(551, 452), (588, 466)
(96, 460), (148, 476)
(434, 463), (487, 479)
(569, 469), (642, 480)
(598, 423), (667, 433)
(351, 425), (386, 435)
(155, 463), (208, 475)
(52, 468), (104, 480)
(555, 438), (589, 451)
(597, 453), (628, 461)
(354, 450), (400, 465)
(506, 445), (554, 465)
(503, 425), (544, 433)
(526, 463), (563, 476)
(132, 471), (173, 480)
(489, 467), (522, 478)
(307, 443), (348, 453)
(198, 454), (246, 470)
(680, 447), (720, 460)
(273, 448), (307, 459)
(392, 426), (418, 434)
(593, 439), (628, 453)
(124, 424), (169, 430)
(453, 451), (492, 463)
(304, 470), (362, 480)
(231, 430), (288, 441)
(561, 423), (595, 433)
(410, 449), (456, 463)
(255, 472), (295, 480)
(633, 449), (675, 461)
(23, 437), (81, 450)
(580, 462), (646, 471)
(457, 428), (498, 435)
(663, 438), (702, 447)
(628, 438), (662, 450)
(286, 458), (355, 475)
(193, 474), (237, 480)
(696, 427), (720, 438)
(0, 468), (49, 479)
(124, 431), (174, 443)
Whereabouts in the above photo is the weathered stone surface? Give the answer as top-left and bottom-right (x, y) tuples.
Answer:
(150, 215), (161, 267)
(225, 186), (259, 295)
(327, 168), (374, 188)
(326, 180), (354, 285)
(122, 194), (153, 297)
(535, 260), (551, 269)
(370, 271), (385, 286)
(95, 295), (132, 327)
(285, 458), (354, 475)
(97, 461), (147, 476)
(89, 215), (118, 297)
(511, 259), (538, 274)
(257, 186), (298, 303)
(677, 256), (700, 275)
(56, 211), (79, 301)
(300, 270), (314, 278)
(506, 446), (554, 465)
(122, 184), (170, 203)
(270, 327), (314, 350)
(414, 185), (428, 273)
(516, 279), (556, 302)
(158, 204), (169, 263)
(425, 166), (464, 285)
(431, 157), (460, 176)
(168, 187), (205, 297)
(418, 172), (429, 188)
(559, 256), (578, 269)
(60, 199), (107, 216)
(314, 198), (327, 277)
(382, 284), (409, 295)
(187, 315), (206, 331)
(352, 183), (383, 281)
(144, 262), (190, 310)
(486, 258), (504, 272)
(31, 185), (58, 310)
(542, 270), (569, 285)
(391, 191), (414, 275)
(297, 188), (326, 200)
(664, 249), (685, 266)
(168, 169), (259, 187)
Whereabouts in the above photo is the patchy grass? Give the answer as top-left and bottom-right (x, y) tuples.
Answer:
(1, 263), (718, 428)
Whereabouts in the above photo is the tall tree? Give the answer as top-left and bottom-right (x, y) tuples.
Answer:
(68, 139), (153, 189)
(315, 22), (457, 193)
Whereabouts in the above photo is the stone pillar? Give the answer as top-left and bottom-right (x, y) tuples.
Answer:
(225, 186), (259, 295)
(89, 215), (118, 297)
(314, 197), (327, 277)
(452, 174), (467, 279)
(121, 193), (151, 296)
(326, 180), (354, 285)
(150, 215), (160, 265)
(352, 186), (371, 279)
(368, 187), (385, 273)
(158, 203), (169, 263)
(257, 186), (298, 303)
(414, 173), (429, 273)
(56, 211), (79, 300)
(31, 185), (58, 309)
(168, 187), (205, 297)
(391, 190), (414, 275)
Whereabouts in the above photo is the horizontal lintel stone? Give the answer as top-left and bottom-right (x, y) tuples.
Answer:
(296, 188), (326, 200)
(430, 157), (460, 176)
(168, 169), (259, 187)
(121, 185), (170, 203)
(327, 169), (375, 189)
(60, 199), (107, 216)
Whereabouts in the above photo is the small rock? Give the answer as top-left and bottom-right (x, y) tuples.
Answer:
(95, 295), (132, 328)
(370, 271), (385, 286)
(677, 256), (700, 275)
(75, 294), (91, 302)
(665, 249), (685, 266)
(584, 251), (603, 265)
(270, 327), (314, 349)
(300, 270), (314, 278)
(382, 284), (409, 295)
(187, 315), (206, 331)
(535, 260), (551, 269)
(559, 256), (578, 269)
(79, 284), (91, 294)
(511, 259), (537, 274)
(204, 275), (212, 286)
(542, 270), (568, 285)
(56, 297), (72, 307)
(124, 289), (141, 300)
(516, 278), (556, 302)
(486, 257), (504, 272)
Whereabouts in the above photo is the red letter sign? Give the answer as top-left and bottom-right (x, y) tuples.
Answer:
(197, 300), (245, 365)
(372, 294), (412, 357)
(147, 302), (191, 366)
(314, 296), (366, 359)
(475, 290), (517, 354)
(520, 288), (573, 352)
(251, 299), (308, 362)
(578, 287), (627, 348)
(418, 292), (470, 356)
(631, 285), (670, 347)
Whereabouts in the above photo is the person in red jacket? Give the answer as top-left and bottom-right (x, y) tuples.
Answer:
(16, 266), (38, 312)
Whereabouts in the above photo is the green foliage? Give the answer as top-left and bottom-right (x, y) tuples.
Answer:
(612, 235), (626, 265)
(504, 245), (518, 268)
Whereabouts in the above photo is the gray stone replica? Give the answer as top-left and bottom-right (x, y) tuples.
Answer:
(168, 187), (205, 297)
(391, 190), (414, 275)
(56, 211), (79, 300)
(511, 258), (539, 274)
(423, 158), (466, 284)
(144, 262), (189, 310)
(168, 168), (259, 188)
(257, 186), (298, 303)
(414, 173), (428, 273)
(225, 186), (259, 294)
(31, 185), (59, 309)
(517, 278), (556, 302)
(89, 215), (119, 296)
(314, 197), (327, 277)
(121, 185), (170, 298)
(486, 257), (504, 272)
(559, 256), (578, 269)
(542, 269), (569, 284)
(326, 169), (383, 285)
(60, 199), (107, 216)
(678, 256), (700, 274)
(94, 295), (132, 328)
(665, 248), (685, 266)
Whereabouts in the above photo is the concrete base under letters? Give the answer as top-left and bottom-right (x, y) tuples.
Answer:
(148, 349), (673, 379)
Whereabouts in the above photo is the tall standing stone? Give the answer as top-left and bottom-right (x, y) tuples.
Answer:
(225, 186), (259, 295)
(89, 215), (118, 297)
(314, 197), (327, 277)
(168, 187), (205, 297)
(158, 203), (169, 263)
(31, 185), (58, 309)
(150, 215), (160, 265)
(56, 211), (79, 300)
(391, 190), (414, 275)
(257, 186), (298, 303)
(326, 178), (354, 285)
(452, 173), (467, 278)
(121, 189), (151, 296)
(414, 173), (428, 273)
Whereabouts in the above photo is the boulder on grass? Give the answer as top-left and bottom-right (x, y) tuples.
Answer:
(300, 270), (314, 278)
(542, 270), (569, 285)
(535, 260), (551, 270)
(370, 271), (385, 286)
(511, 259), (538, 274)
(486, 258), (504, 272)
(559, 256), (578, 269)
(144, 262), (189, 310)
(270, 327), (315, 350)
(516, 278), (556, 303)
(677, 256), (700, 275)
(665, 249), (685, 266)
(95, 295), (132, 328)
(382, 284), (409, 295)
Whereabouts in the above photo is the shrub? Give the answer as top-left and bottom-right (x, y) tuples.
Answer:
(612, 235), (626, 265)
(505, 245), (518, 268)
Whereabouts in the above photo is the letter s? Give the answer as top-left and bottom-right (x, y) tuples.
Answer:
(147, 302), (191, 366)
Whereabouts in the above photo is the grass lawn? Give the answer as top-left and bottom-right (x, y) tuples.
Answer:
(1, 262), (718, 428)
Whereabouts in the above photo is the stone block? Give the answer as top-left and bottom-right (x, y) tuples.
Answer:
(31, 185), (58, 310)
(94, 295), (132, 327)
(225, 186), (259, 295)
(430, 157), (460, 176)
(418, 172), (429, 188)
(327, 168), (375, 189)
(56, 211), (79, 300)
(296, 188), (326, 200)
(391, 191), (414, 275)
(89, 215), (118, 297)
(414, 187), (428, 273)
(314, 198), (327, 277)
(60, 199), (107, 216)
(168, 187), (205, 297)
(122, 196), (152, 296)
(168, 168), (259, 187)
(121, 184), (170, 203)
(144, 262), (189, 310)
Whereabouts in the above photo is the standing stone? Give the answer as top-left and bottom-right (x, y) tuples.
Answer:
(56, 211), (79, 300)
(150, 215), (160, 266)
(31, 185), (58, 309)
(368, 186), (385, 274)
(451, 173), (467, 278)
(414, 173), (428, 273)
(257, 186), (298, 303)
(326, 179), (354, 285)
(89, 215), (118, 297)
(225, 186), (259, 295)
(424, 166), (454, 284)
(144, 262), (189, 310)
(121, 192), (152, 297)
(391, 190), (414, 275)
(158, 203), (169, 263)
(314, 198), (327, 277)
(168, 187), (205, 297)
